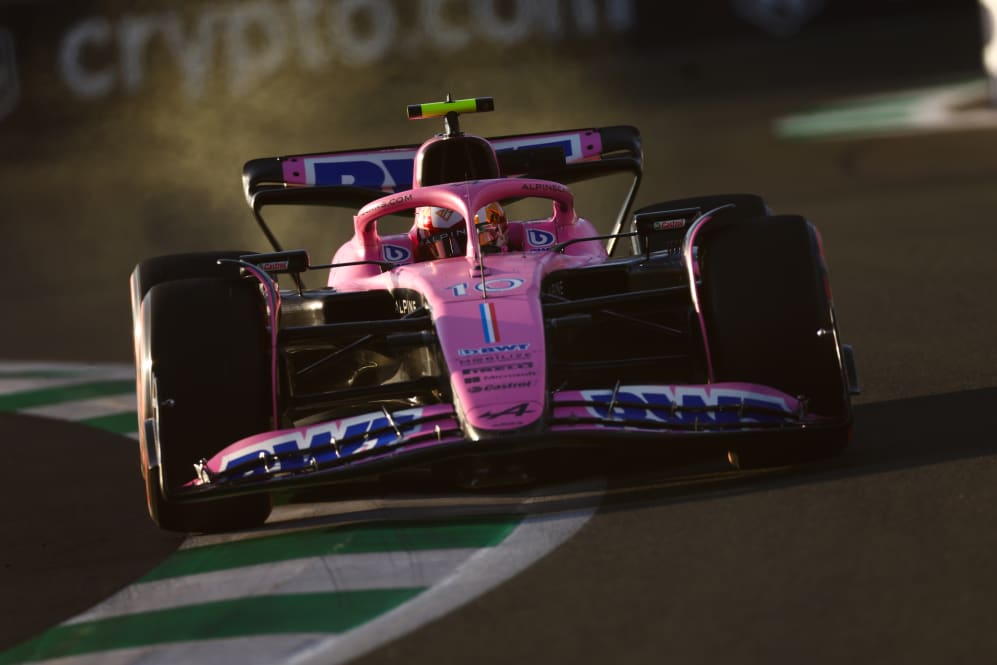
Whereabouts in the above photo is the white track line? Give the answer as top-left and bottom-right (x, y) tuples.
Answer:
(25, 508), (597, 665)
(4, 362), (600, 665)
(23, 395), (137, 421)
(289, 507), (595, 665)
(67, 548), (482, 624)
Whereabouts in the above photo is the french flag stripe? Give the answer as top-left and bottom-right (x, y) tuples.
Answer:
(479, 302), (500, 343)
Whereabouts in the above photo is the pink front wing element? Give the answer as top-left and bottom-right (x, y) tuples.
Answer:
(682, 207), (726, 383)
(195, 381), (821, 485)
(551, 383), (810, 431)
(236, 262), (282, 428)
(202, 404), (459, 478)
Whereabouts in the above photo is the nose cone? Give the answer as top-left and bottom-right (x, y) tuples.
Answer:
(439, 296), (547, 434)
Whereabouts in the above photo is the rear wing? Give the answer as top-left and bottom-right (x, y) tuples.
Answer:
(242, 126), (642, 252)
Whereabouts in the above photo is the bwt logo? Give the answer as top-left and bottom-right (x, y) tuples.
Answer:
(0, 28), (20, 122)
(497, 137), (581, 162)
(581, 387), (792, 424)
(220, 410), (420, 475)
(458, 343), (530, 357)
(313, 153), (416, 189)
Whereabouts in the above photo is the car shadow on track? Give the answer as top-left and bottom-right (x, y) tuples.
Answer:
(243, 388), (997, 537)
(593, 387), (997, 512)
(849, 388), (997, 466)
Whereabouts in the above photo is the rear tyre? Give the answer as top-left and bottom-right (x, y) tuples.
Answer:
(140, 277), (272, 532)
(700, 215), (850, 468)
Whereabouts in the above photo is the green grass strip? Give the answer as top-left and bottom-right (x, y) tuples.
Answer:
(0, 589), (424, 664)
(80, 411), (139, 435)
(802, 91), (928, 114)
(0, 380), (134, 411)
(776, 106), (915, 139)
(143, 515), (521, 582)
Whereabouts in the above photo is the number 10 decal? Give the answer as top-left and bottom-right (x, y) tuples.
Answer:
(447, 278), (524, 296)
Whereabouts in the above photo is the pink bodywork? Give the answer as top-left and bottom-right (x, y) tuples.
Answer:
(196, 179), (819, 484)
(328, 178), (606, 434)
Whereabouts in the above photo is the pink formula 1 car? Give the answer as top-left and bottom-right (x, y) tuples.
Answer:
(130, 97), (860, 532)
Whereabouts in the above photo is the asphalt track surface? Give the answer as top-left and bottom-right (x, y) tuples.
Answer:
(5, 12), (997, 664)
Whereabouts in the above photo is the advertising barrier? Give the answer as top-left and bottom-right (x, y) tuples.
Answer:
(0, 0), (978, 127)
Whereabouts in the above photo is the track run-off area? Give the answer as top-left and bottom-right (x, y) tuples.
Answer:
(0, 363), (600, 664)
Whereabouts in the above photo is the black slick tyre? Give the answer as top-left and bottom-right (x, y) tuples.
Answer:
(140, 277), (272, 532)
(700, 215), (850, 468)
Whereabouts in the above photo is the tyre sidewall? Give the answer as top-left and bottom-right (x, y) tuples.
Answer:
(140, 276), (272, 531)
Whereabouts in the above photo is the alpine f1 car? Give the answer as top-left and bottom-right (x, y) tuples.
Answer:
(130, 96), (860, 532)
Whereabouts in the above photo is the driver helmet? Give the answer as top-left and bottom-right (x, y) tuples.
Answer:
(415, 202), (508, 259)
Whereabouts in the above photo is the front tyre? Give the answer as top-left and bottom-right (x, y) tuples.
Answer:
(700, 215), (851, 468)
(139, 277), (272, 532)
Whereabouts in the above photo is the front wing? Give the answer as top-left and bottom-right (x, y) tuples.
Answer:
(157, 382), (845, 502)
